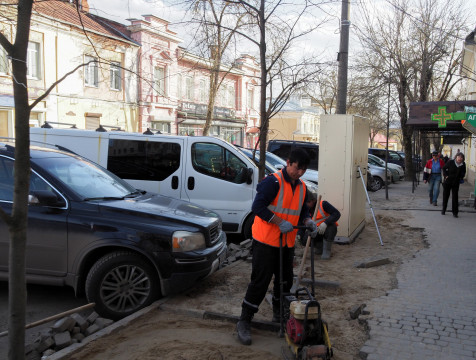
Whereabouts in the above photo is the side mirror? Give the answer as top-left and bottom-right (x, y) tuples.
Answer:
(246, 168), (253, 184)
(29, 190), (66, 208)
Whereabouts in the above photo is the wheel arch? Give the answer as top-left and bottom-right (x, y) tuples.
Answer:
(73, 244), (164, 297)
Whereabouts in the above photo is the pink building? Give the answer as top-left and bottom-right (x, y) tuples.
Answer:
(127, 15), (260, 146)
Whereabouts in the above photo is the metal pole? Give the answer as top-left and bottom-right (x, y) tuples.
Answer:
(336, 0), (350, 114)
(358, 166), (384, 246)
(385, 61), (391, 200)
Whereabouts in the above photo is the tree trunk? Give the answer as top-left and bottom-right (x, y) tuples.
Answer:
(6, 1), (33, 359)
(257, 0), (267, 181)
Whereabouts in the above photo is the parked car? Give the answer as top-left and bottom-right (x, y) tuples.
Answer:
(368, 153), (404, 181)
(30, 127), (260, 239)
(366, 167), (380, 192)
(368, 163), (392, 191)
(267, 140), (319, 171)
(397, 151), (423, 171)
(0, 141), (227, 320)
(368, 148), (405, 170)
(237, 147), (319, 196)
(238, 147), (318, 184)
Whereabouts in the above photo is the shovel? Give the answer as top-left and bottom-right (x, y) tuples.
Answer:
(290, 195), (321, 294)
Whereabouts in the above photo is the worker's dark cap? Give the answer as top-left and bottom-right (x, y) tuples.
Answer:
(432, 151), (438, 155)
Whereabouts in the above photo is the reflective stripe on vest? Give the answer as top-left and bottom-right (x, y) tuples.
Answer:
(252, 170), (306, 248)
(315, 200), (338, 227)
(267, 171), (304, 217)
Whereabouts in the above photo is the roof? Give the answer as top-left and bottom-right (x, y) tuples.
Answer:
(33, 0), (138, 45)
(269, 99), (321, 114)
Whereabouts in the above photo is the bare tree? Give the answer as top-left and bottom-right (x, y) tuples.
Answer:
(355, 0), (472, 179)
(218, 0), (328, 179)
(184, 0), (246, 136)
(0, 0), (135, 358)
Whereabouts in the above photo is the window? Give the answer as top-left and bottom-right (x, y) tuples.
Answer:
(27, 41), (41, 79)
(107, 139), (181, 181)
(0, 157), (54, 202)
(0, 47), (8, 74)
(110, 62), (122, 90)
(84, 55), (98, 87)
(228, 86), (235, 108)
(191, 143), (248, 184)
(185, 77), (193, 100)
(177, 74), (182, 99)
(153, 67), (166, 96)
(151, 121), (170, 134)
(247, 89), (254, 110)
(199, 79), (206, 103)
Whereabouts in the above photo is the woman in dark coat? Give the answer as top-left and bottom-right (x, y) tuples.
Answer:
(441, 152), (466, 217)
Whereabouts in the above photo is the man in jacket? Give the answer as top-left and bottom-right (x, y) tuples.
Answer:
(441, 152), (466, 217)
(312, 199), (341, 260)
(423, 150), (445, 206)
(236, 148), (318, 346)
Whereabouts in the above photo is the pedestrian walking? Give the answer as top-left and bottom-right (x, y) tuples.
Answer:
(441, 152), (466, 217)
(235, 148), (318, 346)
(423, 150), (445, 206)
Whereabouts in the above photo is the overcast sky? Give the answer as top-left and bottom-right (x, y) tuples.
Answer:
(85, 0), (344, 62)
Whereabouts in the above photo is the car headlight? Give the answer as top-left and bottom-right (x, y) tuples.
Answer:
(172, 231), (206, 252)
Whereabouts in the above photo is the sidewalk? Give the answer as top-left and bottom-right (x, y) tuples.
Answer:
(359, 179), (476, 360)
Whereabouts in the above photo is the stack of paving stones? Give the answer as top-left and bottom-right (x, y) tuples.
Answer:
(25, 311), (113, 360)
(222, 239), (252, 266)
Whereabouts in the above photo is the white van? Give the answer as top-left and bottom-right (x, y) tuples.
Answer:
(30, 128), (259, 238)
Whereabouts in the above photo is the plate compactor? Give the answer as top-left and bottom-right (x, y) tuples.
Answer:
(280, 287), (333, 360)
(279, 228), (333, 360)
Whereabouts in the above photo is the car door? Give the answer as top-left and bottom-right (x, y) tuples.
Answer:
(0, 156), (68, 277)
(106, 136), (185, 198)
(183, 140), (255, 233)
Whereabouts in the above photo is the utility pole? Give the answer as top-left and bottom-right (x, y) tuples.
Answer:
(336, 0), (350, 114)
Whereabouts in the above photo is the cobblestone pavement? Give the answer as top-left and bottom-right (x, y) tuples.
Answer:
(359, 179), (476, 360)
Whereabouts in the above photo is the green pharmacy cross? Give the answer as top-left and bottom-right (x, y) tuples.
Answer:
(431, 106), (473, 128)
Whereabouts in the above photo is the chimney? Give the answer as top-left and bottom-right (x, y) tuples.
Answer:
(79, 0), (89, 12)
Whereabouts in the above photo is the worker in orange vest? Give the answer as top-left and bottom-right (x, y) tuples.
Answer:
(236, 148), (318, 346)
(296, 193), (340, 260)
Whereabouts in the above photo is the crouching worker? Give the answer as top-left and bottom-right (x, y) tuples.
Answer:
(297, 194), (340, 260)
(236, 148), (318, 346)
(312, 199), (340, 260)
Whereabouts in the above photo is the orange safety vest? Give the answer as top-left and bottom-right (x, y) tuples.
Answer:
(315, 200), (339, 227)
(252, 170), (306, 247)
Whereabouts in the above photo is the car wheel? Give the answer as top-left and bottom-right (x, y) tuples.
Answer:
(86, 251), (160, 320)
(242, 214), (255, 240)
(372, 176), (384, 191)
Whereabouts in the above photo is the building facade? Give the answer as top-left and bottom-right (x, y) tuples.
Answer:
(0, 0), (140, 137)
(126, 14), (260, 146)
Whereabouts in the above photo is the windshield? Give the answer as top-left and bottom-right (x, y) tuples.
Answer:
(34, 155), (136, 199)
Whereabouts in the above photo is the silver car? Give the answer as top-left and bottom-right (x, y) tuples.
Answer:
(368, 153), (404, 181)
(368, 163), (392, 191)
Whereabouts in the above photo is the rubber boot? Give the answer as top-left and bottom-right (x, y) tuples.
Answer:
(314, 239), (323, 255)
(321, 240), (333, 260)
(271, 297), (280, 323)
(236, 306), (254, 345)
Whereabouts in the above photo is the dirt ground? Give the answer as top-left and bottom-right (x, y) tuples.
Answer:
(68, 209), (425, 360)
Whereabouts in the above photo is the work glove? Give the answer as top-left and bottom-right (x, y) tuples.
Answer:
(317, 222), (327, 235)
(278, 220), (294, 233)
(304, 218), (318, 238)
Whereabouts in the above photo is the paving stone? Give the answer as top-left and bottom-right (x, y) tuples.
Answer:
(52, 317), (76, 333)
(54, 331), (72, 350)
(84, 323), (100, 336)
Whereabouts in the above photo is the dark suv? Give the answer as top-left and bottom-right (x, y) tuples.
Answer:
(368, 148), (405, 170)
(267, 140), (319, 171)
(0, 142), (227, 320)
